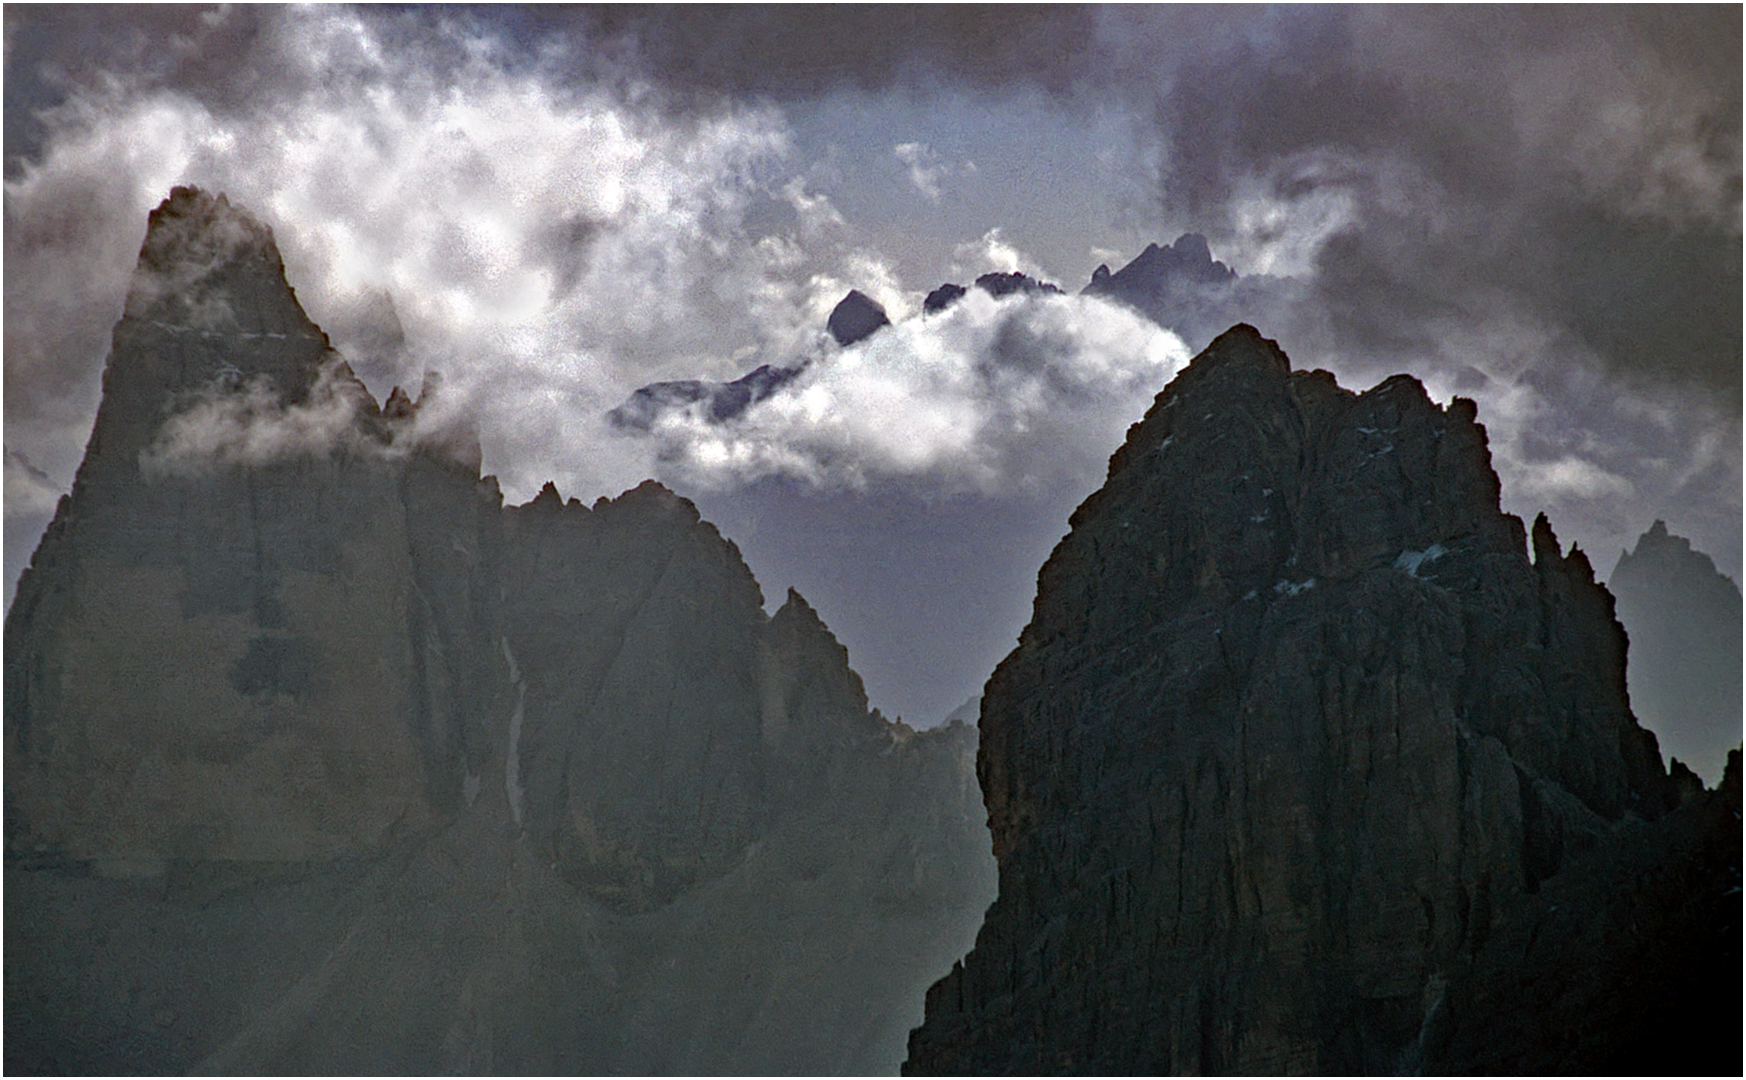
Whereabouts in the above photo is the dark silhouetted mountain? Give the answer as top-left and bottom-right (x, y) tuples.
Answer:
(914, 271), (1063, 317)
(973, 270), (1064, 300)
(610, 234), (1256, 438)
(827, 287), (891, 346)
(905, 325), (1734, 1074)
(4, 188), (995, 1075)
(914, 272), (1061, 319)
(1609, 520), (1743, 786)
(922, 281), (967, 314)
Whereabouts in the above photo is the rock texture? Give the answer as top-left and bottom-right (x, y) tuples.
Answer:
(905, 325), (1730, 1074)
(1609, 520), (1743, 786)
(5, 188), (995, 1075)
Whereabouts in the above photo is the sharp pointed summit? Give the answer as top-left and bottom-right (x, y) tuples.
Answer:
(6, 191), (995, 1075)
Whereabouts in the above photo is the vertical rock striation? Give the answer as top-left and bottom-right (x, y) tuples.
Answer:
(905, 324), (1705, 1074)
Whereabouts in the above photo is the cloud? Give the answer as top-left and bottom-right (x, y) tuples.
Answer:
(950, 227), (1047, 280)
(3, 447), (60, 520)
(1157, 7), (1740, 397)
(628, 290), (1191, 496)
(138, 359), (381, 476)
(2, 6), (923, 516)
(4, 4), (1739, 592)
(893, 141), (975, 204)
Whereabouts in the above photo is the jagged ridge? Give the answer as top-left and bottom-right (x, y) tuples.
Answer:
(904, 324), (1724, 1074)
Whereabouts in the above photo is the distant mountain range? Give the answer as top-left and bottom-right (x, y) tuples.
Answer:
(608, 233), (1240, 432)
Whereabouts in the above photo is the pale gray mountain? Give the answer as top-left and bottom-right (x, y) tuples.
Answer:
(1609, 520), (1743, 786)
(4, 188), (995, 1075)
(1082, 232), (1277, 352)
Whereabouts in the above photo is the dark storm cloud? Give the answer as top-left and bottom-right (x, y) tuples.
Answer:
(517, 5), (1105, 102)
(1157, 5), (1742, 401)
(2, 2), (1110, 152)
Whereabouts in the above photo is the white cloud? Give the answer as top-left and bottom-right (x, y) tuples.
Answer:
(892, 140), (978, 205)
(2, 7), (920, 513)
(139, 360), (381, 476)
(894, 141), (946, 203)
(949, 227), (1047, 280)
(631, 291), (1191, 496)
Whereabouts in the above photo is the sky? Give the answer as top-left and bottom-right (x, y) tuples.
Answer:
(4, 5), (1740, 728)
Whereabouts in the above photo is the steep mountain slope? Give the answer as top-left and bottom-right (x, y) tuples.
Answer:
(4, 187), (995, 1075)
(1609, 520), (1743, 786)
(905, 325), (1729, 1074)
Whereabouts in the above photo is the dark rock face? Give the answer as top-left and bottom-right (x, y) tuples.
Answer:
(1425, 751), (1741, 1076)
(922, 282), (968, 314)
(905, 325), (1718, 1074)
(827, 288), (891, 346)
(5, 188), (995, 1074)
(1609, 520), (1743, 785)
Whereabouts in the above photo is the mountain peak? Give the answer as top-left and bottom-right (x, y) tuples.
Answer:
(1079, 232), (1242, 352)
(81, 188), (332, 483)
(129, 185), (281, 301)
(826, 289), (890, 346)
(909, 326), (1690, 1074)
(1610, 520), (1742, 786)
(1192, 321), (1290, 374)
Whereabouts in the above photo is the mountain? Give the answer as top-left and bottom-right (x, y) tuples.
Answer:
(1609, 520), (1743, 786)
(607, 288), (889, 432)
(904, 325), (1738, 1074)
(607, 360), (804, 431)
(1082, 232), (1252, 351)
(609, 235), (1241, 438)
(609, 233), (1246, 438)
(827, 288), (891, 346)
(923, 270), (1065, 315)
(4, 187), (995, 1074)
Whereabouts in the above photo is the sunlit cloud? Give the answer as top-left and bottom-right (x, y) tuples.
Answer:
(629, 291), (1190, 496)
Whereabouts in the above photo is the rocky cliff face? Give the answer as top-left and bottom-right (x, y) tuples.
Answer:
(905, 325), (1730, 1074)
(4, 188), (995, 1074)
(1609, 520), (1743, 786)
